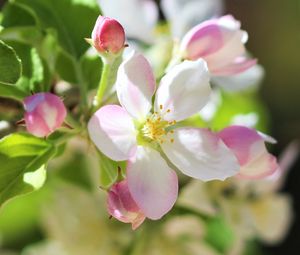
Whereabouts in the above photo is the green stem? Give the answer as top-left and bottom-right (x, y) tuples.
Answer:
(92, 59), (112, 112)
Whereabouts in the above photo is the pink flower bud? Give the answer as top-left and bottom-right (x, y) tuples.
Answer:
(180, 15), (256, 76)
(23, 93), (67, 137)
(91, 15), (125, 55)
(218, 125), (278, 179)
(107, 180), (146, 230)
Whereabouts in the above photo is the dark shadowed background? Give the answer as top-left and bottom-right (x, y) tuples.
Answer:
(224, 1), (300, 254)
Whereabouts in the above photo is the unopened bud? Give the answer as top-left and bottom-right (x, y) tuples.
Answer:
(90, 15), (125, 55)
(107, 180), (145, 230)
(23, 92), (67, 137)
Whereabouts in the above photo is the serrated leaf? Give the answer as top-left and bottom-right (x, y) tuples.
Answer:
(0, 40), (22, 84)
(0, 133), (56, 207)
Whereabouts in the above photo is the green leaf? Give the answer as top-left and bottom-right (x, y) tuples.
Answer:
(4, 41), (49, 93)
(98, 152), (126, 189)
(1, 1), (39, 27)
(15, 0), (100, 58)
(55, 49), (77, 83)
(29, 47), (45, 92)
(0, 82), (27, 100)
(0, 40), (22, 84)
(80, 53), (102, 89)
(0, 26), (44, 46)
(0, 133), (56, 207)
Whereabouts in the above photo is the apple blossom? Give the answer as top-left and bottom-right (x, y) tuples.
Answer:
(90, 15), (125, 55)
(23, 92), (67, 137)
(107, 180), (146, 230)
(180, 15), (256, 76)
(218, 125), (278, 179)
(88, 51), (239, 222)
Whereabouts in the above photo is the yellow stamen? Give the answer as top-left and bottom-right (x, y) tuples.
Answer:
(141, 108), (176, 144)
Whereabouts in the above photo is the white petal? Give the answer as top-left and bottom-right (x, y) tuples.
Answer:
(116, 51), (156, 120)
(161, 128), (239, 181)
(88, 105), (137, 161)
(155, 59), (211, 121)
(127, 146), (178, 220)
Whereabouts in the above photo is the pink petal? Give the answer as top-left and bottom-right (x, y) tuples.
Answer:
(205, 30), (247, 73)
(218, 125), (278, 179)
(88, 105), (137, 161)
(116, 51), (156, 120)
(155, 59), (211, 122)
(161, 128), (239, 181)
(180, 15), (242, 61)
(24, 112), (51, 137)
(212, 58), (257, 76)
(180, 22), (224, 60)
(180, 15), (252, 76)
(127, 146), (178, 220)
(107, 180), (146, 230)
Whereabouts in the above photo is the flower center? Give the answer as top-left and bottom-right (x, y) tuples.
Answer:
(141, 105), (176, 144)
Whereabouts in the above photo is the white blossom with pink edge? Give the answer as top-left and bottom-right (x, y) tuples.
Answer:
(107, 180), (146, 230)
(180, 15), (256, 77)
(88, 51), (239, 222)
(23, 92), (67, 137)
(218, 125), (279, 179)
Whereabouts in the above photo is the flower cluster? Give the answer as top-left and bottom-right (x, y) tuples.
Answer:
(17, 8), (281, 231)
(0, 0), (295, 253)
(85, 15), (279, 229)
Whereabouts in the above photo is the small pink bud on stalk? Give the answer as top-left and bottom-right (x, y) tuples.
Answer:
(87, 15), (126, 59)
(23, 92), (67, 137)
(107, 180), (146, 230)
